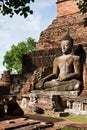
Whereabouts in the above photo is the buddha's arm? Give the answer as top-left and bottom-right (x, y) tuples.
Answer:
(42, 73), (56, 83)
(35, 73), (56, 89)
(42, 58), (58, 83)
(35, 58), (58, 89)
(59, 56), (81, 81)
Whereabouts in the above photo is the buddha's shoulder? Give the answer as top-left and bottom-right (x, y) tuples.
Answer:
(54, 57), (60, 60)
(54, 56), (64, 62)
(54, 55), (80, 61)
(53, 57), (59, 63)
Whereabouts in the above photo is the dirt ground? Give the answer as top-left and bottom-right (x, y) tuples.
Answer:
(0, 114), (87, 129)
(26, 114), (87, 129)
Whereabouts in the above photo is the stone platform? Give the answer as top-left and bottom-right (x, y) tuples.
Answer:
(30, 90), (80, 97)
(21, 90), (87, 117)
(27, 90), (79, 113)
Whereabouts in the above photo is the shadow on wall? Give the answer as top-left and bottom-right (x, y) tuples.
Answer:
(74, 44), (86, 91)
(74, 44), (86, 64)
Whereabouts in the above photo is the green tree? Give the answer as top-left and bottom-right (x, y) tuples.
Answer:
(0, 0), (35, 18)
(3, 37), (36, 74)
(77, 0), (87, 26)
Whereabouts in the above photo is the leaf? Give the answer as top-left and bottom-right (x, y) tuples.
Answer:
(24, 12), (28, 18)
(3, 38), (36, 74)
(0, 0), (35, 18)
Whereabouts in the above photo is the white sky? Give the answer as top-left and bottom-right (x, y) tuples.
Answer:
(0, 0), (57, 76)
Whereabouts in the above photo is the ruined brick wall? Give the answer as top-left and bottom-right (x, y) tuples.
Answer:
(36, 0), (87, 50)
(22, 47), (62, 74)
(10, 74), (29, 95)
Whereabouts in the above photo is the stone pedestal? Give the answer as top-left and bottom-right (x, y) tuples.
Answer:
(65, 97), (87, 116)
(28, 90), (79, 113)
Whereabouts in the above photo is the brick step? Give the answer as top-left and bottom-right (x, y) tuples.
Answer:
(0, 117), (54, 130)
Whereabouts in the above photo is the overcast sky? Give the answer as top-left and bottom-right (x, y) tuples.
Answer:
(0, 0), (57, 76)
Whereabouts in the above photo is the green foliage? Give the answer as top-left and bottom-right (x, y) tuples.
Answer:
(0, 0), (35, 18)
(3, 37), (36, 74)
(77, 0), (87, 26)
(61, 127), (74, 130)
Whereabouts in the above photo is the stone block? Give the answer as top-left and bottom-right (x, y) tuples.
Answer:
(43, 90), (79, 97)
(0, 117), (54, 130)
(57, 112), (69, 117)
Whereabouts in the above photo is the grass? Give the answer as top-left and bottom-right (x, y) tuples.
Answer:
(51, 115), (87, 129)
(61, 127), (85, 130)
(54, 116), (87, 130)
(43, 113), (87, 123)
(59, 115), (87, 123)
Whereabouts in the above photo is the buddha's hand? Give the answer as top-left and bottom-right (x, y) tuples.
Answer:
(35, 79), (44, 90)
(58, 76), (66, 81)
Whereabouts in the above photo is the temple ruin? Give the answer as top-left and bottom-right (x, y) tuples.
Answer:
(0, 0), (87, 116)
(21, 0), (87, 116)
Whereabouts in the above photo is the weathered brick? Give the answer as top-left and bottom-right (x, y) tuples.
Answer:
(36, 0), (87, 50)
(57, 0), (79, 17)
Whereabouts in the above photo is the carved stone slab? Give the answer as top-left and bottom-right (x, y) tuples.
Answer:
(30, 90), (79, 97)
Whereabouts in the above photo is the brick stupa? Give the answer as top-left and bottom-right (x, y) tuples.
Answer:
(0, 71), (10, 96)
(35, 0), (87, 97)
(22, 0), (87, 97)
(36, 0), (87, 50)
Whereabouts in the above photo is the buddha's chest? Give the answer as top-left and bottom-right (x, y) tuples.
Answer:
(58, 57), (74, 73)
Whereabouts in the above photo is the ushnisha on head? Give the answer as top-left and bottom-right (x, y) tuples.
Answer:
(61, 33), (74, 54)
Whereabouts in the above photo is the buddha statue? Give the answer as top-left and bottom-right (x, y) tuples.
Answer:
(35, 33), (81, 91)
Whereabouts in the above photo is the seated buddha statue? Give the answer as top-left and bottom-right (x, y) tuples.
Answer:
(35, 33), (81, 91)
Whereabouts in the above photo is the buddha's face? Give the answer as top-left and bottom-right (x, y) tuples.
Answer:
(61, 40), (72, 54)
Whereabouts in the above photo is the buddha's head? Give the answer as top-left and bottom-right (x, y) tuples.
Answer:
(61, 33), (74, 54)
